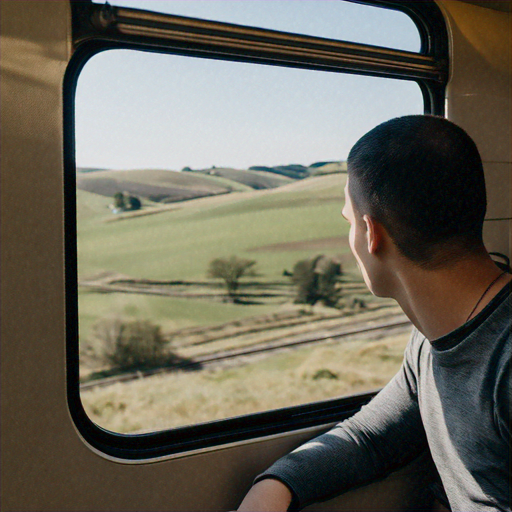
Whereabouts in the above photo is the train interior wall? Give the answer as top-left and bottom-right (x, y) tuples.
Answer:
(0, 1), (510, 511)
(442, 1), (511, 263)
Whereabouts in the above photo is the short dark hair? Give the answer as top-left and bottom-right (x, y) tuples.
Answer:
(347, 115), (486, 268)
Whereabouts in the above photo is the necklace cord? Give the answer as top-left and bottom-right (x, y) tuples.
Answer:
(465, 270), (508, 322)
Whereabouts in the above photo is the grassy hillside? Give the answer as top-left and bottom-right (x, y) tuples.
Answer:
(75, 165), (345, 208)
(76, 168), (252, 203)
(310, 161), (347, 175)
(248, 164), (309, 180)
(248, 161), (346, 179)
(189, 167), (293, 189)
(76, 189), (114, 222)
(104, 168), (252, 192)
(77, 173), (351, 336)
(77, 173), (348, 279)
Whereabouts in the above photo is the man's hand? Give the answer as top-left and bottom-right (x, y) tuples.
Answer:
(237, 478), (293, 511)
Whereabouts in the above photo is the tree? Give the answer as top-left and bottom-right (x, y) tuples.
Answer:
(289, 255), (342, 306)
(126, 195), (141, 210)
(207, 256), (257, 301)
(290, 258), (318, 305)
(112, 192), (141, 212)
(113, 191), (125, 210)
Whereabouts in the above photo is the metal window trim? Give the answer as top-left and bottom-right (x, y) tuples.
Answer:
(71, 1), (447, 107)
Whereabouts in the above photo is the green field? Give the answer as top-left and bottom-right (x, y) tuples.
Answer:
(77, 172), (362, 351)
(78, 292), (281, 341)
(77, 173), (348, 279)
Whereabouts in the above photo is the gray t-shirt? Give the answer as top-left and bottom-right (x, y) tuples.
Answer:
(257, 282), (511, 511)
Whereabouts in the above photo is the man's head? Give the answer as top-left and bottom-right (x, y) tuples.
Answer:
(346, 115), (486, 271)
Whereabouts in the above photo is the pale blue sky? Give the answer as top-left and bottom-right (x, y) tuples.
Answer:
(75, 1), (423, 170)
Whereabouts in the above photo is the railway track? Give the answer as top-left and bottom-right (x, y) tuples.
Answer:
(80, 316), (411, 391)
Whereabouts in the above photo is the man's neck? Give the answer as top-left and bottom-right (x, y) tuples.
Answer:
(390, 255), (510, 341)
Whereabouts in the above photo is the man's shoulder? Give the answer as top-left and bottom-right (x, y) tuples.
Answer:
(406, 327), (429, 356)
(400, 327), (431, 379)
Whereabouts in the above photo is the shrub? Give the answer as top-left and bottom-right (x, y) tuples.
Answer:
(290, 255), (342, 307)
(91, 318), (174, 371)
(312, 368), (339, 380)
(207, 256), (257, 301)
(112, 192), (141, 212)
(126, 195), (141, 210)
(113, 191), (125, 209)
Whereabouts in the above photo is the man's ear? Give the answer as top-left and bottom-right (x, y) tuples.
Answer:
(363, 215), (384, 255)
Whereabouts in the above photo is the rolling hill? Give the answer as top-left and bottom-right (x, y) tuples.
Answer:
(76, 162), (346, 205)
(76, 167), (294, 203)
(187, 167), (293, 189)
(76, 168), (252, 203)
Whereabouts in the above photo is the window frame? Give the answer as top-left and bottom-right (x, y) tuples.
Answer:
(64, 0), (448, 460)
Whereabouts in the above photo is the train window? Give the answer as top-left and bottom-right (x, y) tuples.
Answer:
(94, 0), (421, 52)
(75, 48), (422, 435)
(66, 0), (447, 457)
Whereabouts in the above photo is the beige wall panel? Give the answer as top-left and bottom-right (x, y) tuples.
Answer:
(448, 92), (511, 163)
(0, 1), (73, 510)
(484, 162), (512, 220)
(441, 1), (511, 163)
(441, 0), (511, 262)
(483, 219), (511, 261)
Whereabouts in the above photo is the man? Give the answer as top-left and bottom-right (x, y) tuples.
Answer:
(236, 116), (511, 511)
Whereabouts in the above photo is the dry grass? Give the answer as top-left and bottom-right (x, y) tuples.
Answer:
(81, 329), (410, 434)
(174, 304), (402, 357)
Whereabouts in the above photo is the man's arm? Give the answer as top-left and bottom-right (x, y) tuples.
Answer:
(237, 333), (428, 510)
(237, 479), (292, 511)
